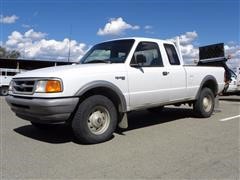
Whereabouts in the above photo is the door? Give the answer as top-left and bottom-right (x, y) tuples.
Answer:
(163, 44), (187, 101)
(128, 41), (171, 109)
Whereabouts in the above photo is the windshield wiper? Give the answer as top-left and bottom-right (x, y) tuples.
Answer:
(84, 59), (112, 64)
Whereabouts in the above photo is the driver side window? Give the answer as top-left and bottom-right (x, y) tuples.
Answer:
(131, 42), (163, 67)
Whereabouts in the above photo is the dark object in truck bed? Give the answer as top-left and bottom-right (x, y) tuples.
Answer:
(197, 43), (232, 82)
(198, 43), (227, 66)
(199, 43), (225, 61)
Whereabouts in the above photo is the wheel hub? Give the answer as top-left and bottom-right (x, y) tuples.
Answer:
(90, 111), (105, 128)
(203, 96), (212, 112)
(87, 106), (110, 135)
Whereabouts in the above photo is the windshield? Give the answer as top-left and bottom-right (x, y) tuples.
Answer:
(80, 39), (135, 64)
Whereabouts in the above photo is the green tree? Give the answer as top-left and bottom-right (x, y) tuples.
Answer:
(0, 46), (21, 59)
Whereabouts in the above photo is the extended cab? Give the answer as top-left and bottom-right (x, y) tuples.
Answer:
(6, 37), (225, 144)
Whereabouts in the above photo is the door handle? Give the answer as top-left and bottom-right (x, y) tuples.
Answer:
(162, 71), (169, 76)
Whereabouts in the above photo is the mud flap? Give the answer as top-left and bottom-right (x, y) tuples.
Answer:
(118, 113), (128, 129)
(214, 95), (221, 112)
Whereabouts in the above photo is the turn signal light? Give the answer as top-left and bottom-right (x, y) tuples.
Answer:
(45, 80), (62, 93)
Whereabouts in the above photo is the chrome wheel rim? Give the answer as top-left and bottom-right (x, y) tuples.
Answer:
(203, 96), (212, 112)
(87, 106), (110, 135)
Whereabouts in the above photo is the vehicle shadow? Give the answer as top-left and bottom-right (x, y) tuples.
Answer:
(222, 92), (240, 96)
(14, 107), (196, 144)
(14, 124), (74, 144)
(219, 97), (240, 102)
(119, 107), (195, 133)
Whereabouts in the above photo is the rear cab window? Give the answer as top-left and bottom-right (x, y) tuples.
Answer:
(164, 44), (180, 65)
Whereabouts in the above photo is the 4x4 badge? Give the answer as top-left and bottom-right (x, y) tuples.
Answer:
(115, 76), (125, 80)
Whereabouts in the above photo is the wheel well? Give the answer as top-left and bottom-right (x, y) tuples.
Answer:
(78, 87), (124, 113)
(201, 79), (218, 96)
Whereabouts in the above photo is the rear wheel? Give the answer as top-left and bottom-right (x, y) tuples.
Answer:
(194, 88), (215, 118)
(0, 86), (8, 96)
(72, 95), (117, 144)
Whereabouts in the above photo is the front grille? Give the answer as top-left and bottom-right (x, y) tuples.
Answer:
(13, 79), (36, 94)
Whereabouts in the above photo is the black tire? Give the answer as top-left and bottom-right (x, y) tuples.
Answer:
(147, 106), (164, 113)
(72, 95), (117, 144)
(0, 86), (8, 96)
(194, 88), (215, 118)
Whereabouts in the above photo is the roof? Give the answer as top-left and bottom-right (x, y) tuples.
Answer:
(100, 37), (174, 44)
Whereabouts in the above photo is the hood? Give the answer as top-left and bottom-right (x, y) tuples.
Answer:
(14, 63), (127, 79)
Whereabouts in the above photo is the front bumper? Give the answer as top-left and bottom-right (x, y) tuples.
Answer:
(6, 95), (79, 123)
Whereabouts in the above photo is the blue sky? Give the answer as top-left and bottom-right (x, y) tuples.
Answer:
(1, 0), (239, 44)
(0, 0), (239, 67)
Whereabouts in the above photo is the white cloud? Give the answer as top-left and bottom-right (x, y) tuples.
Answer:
(144, 25), (152, 30)
(6, 31), (23, 46)
(3, 29), (239, 68)
(180, 44), (199, 63)
(97, 17), (140, 36)
(5, 29), (87, 61)
(225, 43), (240, 71)
(144, 25), (154, 34)
(225, 43), (240, 58)
(24, 29), (47, 40)
(167, 31), (199, 64)
(22, 24), (31, 28)
(179, 31), (198, 46)
(0, 14), (19, 24)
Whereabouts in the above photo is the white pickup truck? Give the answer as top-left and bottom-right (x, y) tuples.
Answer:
(0, 68), (21, 95)
(6, 37), (225, 144)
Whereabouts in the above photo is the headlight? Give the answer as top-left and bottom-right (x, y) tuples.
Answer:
(9, 80), (13, 91)
(35, 79), (63, 93)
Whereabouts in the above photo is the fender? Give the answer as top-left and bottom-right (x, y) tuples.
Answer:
(195, 75), (218, 99)
(74, 80), (127, 112)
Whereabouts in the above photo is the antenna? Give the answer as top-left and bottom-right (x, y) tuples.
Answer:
(67, 25), (72, 62)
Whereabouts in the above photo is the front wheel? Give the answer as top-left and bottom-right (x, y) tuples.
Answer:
(72, 95), (117, 144)
(194, 88), (215, 118)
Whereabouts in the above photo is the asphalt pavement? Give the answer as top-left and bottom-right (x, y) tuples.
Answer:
(0, 95), (239, 179)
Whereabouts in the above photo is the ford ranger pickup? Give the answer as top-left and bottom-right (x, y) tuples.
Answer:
(6, 37), (225, 144)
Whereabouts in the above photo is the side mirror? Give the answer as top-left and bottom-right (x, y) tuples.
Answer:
(130, 54), (146, 67)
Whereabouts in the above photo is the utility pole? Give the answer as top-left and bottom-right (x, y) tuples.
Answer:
(67, 25), (72, 63)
